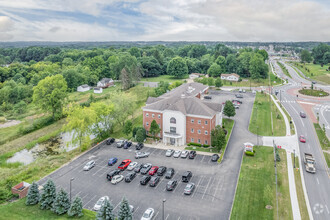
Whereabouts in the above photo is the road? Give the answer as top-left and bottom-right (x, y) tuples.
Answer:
(271, 58), (330, 220)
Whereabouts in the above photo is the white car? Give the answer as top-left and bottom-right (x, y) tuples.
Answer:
(165, 149), (174, 157)
(83, 160), (95, 171)
(173, 150), (181, 158)
(180, 150), (189, 158)
(127, 162), (138, 171)
(111, 175), (124, 185)
(93, 196), (109, 211)
(141, 208), (155, 220)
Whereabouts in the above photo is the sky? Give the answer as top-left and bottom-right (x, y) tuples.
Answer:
(0, 0), (329, 42)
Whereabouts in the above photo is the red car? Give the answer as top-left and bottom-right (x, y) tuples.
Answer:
(148, 166), (159, 176)
(299, 135), (306, 143)
(118, 159), (131, 170)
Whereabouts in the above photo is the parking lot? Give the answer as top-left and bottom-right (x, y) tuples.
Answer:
(38, 90), (257, 220)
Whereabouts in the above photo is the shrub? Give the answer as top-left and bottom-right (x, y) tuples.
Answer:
(245, 151), (255, 156)
(0, 117), (5, 123)
(25, 182), (40, 205)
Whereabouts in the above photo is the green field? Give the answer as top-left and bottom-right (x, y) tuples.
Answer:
(291, 62), (330, 84)
(298, 89), (329, 97)
(314, 123), (330, 167)
(141, 74), (188, 83)
(220, 72), (282, 88)
(249, 92), (286, 136)
(231, 146), (292, 220)
(0, 198), (95, 220)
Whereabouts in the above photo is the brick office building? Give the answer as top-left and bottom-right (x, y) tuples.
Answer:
(142, 83), (223, 146)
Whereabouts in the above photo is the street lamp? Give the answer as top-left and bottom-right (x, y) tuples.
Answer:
(70, 178), (75, 202)
(293, 149), (296, 168)
(162, 199), (166, 220)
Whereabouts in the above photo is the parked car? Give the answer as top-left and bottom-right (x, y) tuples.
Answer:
(140, 163), (152, 175)
(108, 157), (118, 166)
(235, 94), (243, 98)
(232, 99), (243, 104)
(123, 141), (132, 149)
(111, 175), (124, 185)
(157, 166), (167, 176)
(93, 196), (109, 211)
(239, 88), (243, 93)
(165, 168), (175, 179)
(211, 154), (220, 162)
(135, 151), (150, 159)
(165, 149), (174, 157)
(312, 81), (317, 84)
(234, 104), (239, 109)
(189, 151), (196, 159)
(134, 163), (144, 173)
(149, 176), (160, 187)
(83, 160), (95, 171)
(141, 208), (155, 220)
(106, 138), (115, 145)
(182, 171), (192, 182)
(136, 142), (144, 150)
(180, 150), (189, 158)
(173, 150), (181, 158)
(140, 175), (151, 185)
(107, 170), (121, 181)
(125, 172), (137, 182)
(117, 140), (125, 148)
(129, 205), (134, 213)
(118, 159), (131, 170)
(300, 111), (306, 118)
(166, 180), (178, 191)
(127, 162), (138, 171)
(184, 183), (195, 195)
(299, 135), (306, 143)
(204, 96), (212, 99)
(149, 166), (159, 176)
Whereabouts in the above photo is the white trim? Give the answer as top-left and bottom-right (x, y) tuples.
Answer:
(142, 109), (163, 113)
(186, 114), (213, 119)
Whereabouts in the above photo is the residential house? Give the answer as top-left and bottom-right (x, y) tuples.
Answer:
(94, 87), (103, 94)
(97, 78), (114, 88)
(77, 84), (90, 92)
(220, 73), (240, 82)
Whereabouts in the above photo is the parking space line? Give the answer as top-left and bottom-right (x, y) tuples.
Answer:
(92, 165), (108, 176)
(200, 155), (206, 163)
(113, 201), (121, 211)
(133, 206), (139, 213)
(153, 211), (160, 219)
(165, 213), (170, 220)
(202, 177), (215, 200)
(83, 194), (97, 208)
(212, 178), (222, 202)
(192, 176), (203, 198)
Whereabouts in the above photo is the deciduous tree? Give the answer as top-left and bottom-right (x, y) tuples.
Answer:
(167, 57), (188, 78)
(149, 120), (160, 139)
(211, 125), (226, 150)
(223, 100), (236, 118)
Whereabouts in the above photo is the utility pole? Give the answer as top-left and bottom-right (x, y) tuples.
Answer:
(293, 149), (296, 168)
(70, 178), (75, 202)
(162, 199), (166, 220)
(273, 140), (279, 220)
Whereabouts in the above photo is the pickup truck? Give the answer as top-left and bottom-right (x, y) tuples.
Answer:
(304, 153), (316, 173)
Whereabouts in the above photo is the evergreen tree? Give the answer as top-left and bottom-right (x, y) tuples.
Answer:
(68, 196), (83, 217)
(223, 100), (236, 118)
(96, 198), (115, 220)
(39, 179), (56, 210)
(117, 197), (132, 220)
(51, 188), (71, 215)
(25, 182), (40, 205)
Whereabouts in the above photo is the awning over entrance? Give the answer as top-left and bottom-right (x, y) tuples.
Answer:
(164, 132), (182, 138)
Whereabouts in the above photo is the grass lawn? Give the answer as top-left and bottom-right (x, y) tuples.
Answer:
(185, 118), (234, 155)
(291, 62), (330, 84)
(277, 62), (292, 79)
(0, 198), (95, 220)
(231, 146), (292, 220)
(314, 123), (330, 167)
(273, 95), (295, 135)
(141, 74), (189, 83)
(249, 92), (286, 136)
(298, 89), (329, 97)
(221, 73), (282, 88)
(292, 154), (309, 220)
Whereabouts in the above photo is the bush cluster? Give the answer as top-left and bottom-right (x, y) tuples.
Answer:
(187, 142), (210, 148)
(18, 116), (55, 135)
(245, 151), (255, 156)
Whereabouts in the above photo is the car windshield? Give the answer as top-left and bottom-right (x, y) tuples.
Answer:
(96, 199), (104, 205)
(143, 212), (150, 218)
(186, 184), (192, 189)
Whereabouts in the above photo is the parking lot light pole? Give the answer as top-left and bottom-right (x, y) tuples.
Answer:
(293, 149), (296, 168)
(162, 199), (166, 220)
(70, 178), (75, 202)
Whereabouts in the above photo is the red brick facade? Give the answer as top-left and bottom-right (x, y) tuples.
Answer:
(143, 111), (163, 138)
(185, 115), (216, 145)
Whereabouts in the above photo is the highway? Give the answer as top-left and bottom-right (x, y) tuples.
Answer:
(271, 59), (330, 220)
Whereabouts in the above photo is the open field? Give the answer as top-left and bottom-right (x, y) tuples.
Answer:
(0, 198), (95, 220)
(249, 92), (286, 136)
(231, 146), (292, 220)
(220, 72), (282, 88)
(291, 62), (330, 84)
(314, 123), (330, 167)
(141, 74), (189, 83)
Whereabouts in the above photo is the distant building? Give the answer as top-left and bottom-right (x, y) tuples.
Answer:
(97, 78), (114, 88)
(94, 87), (103, 94)
(143, 82), (223, 147)
(77, 84), (90, 92)
(220, 73), (240, 82)
(189, 73), (204, 80)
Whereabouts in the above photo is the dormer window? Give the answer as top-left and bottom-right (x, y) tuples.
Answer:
(170, 117), (176, 124)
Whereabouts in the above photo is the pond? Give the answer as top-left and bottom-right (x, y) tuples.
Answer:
(6, 131), (96, 165)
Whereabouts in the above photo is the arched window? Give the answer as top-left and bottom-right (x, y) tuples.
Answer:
(170, 117), (176, 124)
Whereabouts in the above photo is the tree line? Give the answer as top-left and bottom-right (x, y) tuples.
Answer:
(300, 43), (330, 65)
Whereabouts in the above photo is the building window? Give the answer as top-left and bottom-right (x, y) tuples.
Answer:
(146, 113), (149, 117)
(205, 120), (208, 125)
(198, 139), (201, 143)
(191, 128), (194, 133)
(205, 140), (208, 144)
(170, 127), (176, 133)
(198, 129), (201, 134)
(146, 122), (149, 126)
(191, 119), (194, 123)
(170, 117), (176, 124)
(205, 130), (208, 135)
(191, 138), (194, 142)
(158, 115), (161, 119)
(198, 120), (201, 124)
(152, 114), (155, 118)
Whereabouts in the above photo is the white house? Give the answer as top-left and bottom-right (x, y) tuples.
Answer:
(94, 87), (103, 94)
(77, 84), (90, 92)
(220, 73), (240, 82)
(189, 73), (204, 80)
(97, 78), (114, 88)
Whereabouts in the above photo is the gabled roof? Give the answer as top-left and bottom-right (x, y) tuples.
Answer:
(79, 84), (89, 88)
(94, 87), (102, 90)
(221, 73), (240, 78)
(99, 78), (113, 83)
(161, 82), (208, 99)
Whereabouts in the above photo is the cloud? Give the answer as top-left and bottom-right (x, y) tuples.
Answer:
(0, 16), (14, 40)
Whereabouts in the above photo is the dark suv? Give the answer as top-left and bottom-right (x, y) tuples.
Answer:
(165, 168), (175, 179)
(125, 172), (136, 182)
(134, 163), (144, 173)
(189, 151), (196, 159)
(157, 166), (167, 176)
(136, 143), (144, 150)
(182, 171), (192, 182)
(149, 176), (160, 187)
(106, 138), (115, 145)
(140, 163), (152, 175)
(106, 169), (121, 181)
(140, 176), (151, 185)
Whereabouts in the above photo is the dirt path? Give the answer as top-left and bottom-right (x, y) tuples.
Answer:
(0, 120), (21, 129)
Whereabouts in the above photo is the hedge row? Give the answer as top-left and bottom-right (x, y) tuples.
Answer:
(187, 142), (210, 148)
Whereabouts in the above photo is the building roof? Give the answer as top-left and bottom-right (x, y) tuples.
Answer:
(94, 87), (102, 90)
(79, 84), (89, 88)
(99, 78), (113, 84)
(221, 73), (240, 78)
(161, 82), (208, 99)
